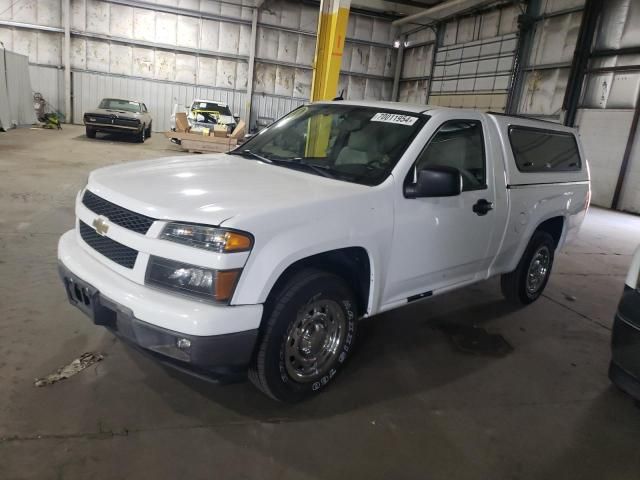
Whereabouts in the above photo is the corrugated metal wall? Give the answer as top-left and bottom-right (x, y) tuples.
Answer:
(575, 0), (640, 211)
(0, 0), (398, 131)
(516, 0), (584, 120)
(29, 64), (65, 116)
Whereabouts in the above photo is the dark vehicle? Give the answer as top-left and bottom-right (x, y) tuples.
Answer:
(610, 245), (640, 403)
(84, 98), (152, 142)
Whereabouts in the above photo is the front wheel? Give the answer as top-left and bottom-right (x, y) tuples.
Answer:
(146, 122), (152, 138)
(501, 231), (555, 305)
(86, 126), (96, 138)
(249, 269), (358, 402)
(137, 124), (146, 143)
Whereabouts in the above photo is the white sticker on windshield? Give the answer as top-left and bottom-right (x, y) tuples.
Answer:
(199, 102), (208, 108)
(371, 112), (418, 126)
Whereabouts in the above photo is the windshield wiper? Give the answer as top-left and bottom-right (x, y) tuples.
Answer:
(229, 149), (273, 164)
(229, 150), (338, 179)
(288, 158), (338, 179)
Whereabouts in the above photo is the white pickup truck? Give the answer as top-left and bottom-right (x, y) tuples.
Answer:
(58, 101), (590, 402)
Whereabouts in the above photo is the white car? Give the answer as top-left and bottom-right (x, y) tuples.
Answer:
(58, 101), (590, 402)
(170, 99), (238, 133)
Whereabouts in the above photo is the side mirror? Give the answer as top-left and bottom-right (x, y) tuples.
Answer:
(404, 166), (462, 198)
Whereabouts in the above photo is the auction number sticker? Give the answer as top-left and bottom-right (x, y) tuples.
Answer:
(371, 112), (418, 126)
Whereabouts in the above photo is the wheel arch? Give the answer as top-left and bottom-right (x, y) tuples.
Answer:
(535, 215), (565, 248)
(262, 247), (372, 318)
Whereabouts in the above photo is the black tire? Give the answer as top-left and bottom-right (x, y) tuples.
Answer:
(86, 126), (96, 138)
(249, 269), (358, 402)
(501, 230), (555, 305)
(146, 123), (152, 138)
(137, 124), (146, 143)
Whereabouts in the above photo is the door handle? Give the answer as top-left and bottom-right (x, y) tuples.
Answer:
(473, 199), (494, 216)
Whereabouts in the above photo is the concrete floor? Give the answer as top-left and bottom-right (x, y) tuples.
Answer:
(1, 125), (640, 479)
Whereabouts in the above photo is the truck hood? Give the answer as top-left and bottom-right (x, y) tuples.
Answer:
(86, 154), (369, 226)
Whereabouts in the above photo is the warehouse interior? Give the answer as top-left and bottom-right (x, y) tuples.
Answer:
(1, 0), (640, 478)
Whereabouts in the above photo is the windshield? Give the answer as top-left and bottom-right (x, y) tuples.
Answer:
(191, 102), (232, 117)
(239, 104), (427, 186)
(98, 99), (141, 113)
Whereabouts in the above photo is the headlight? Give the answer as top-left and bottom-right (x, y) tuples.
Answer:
(146, 256), (241, 303)
(160, 222), (253, 253)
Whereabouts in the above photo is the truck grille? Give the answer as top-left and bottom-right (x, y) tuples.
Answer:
(79, 221), (139, 269)
(82, 190), (155, 234)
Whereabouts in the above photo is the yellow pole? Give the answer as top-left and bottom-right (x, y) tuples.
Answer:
(307, 0), (350, 157)
(310, 0), (351, 101)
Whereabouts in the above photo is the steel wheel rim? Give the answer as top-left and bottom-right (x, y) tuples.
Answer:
(526, 246), (550, 295)
(284, 299), (346, 383)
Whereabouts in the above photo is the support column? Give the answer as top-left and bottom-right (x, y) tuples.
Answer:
(505, 0), (539, 115)
(307, 0), (350, 157)
(611, 89), (640, 210)
(562, 0), (603, 127)
(244, 1), (261, 130)
(63, 0), (71, 123)
(391, 34), (405, 102)
(309, 0), (351, 101)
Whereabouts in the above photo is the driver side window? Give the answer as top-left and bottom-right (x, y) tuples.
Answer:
(415, 120), (486, 191)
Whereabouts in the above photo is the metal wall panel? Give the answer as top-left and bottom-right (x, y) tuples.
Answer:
(575, 108), (633, 207)
(0, 50), (37, 128)
(29, 64), (64, 116)
(517, 2), (584, 120)
(593, 0), (640, 51)
(2, 0), (399, 128)
(249, 93), (305, 128)
(619, 126), (640, 214)
(580, 0), (640, 211)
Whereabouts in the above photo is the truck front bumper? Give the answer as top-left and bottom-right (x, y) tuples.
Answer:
(57, 230), (262, 378)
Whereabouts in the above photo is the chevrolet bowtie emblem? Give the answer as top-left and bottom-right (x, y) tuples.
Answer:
(92, 216), (109, 236)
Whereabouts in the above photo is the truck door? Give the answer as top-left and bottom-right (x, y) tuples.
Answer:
(383, 114), (501, 306)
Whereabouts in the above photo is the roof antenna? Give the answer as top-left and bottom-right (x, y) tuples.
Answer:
(333, 90), (344, 101)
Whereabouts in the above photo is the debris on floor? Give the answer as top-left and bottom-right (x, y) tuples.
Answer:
(34, 352), (104, 387)
(439, 324), (513, 356)
(563, 293), (577, 302)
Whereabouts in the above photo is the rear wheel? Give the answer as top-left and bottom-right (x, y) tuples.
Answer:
(249, 269), (358, 402)
(501, 231), (555, 305)
(86, 126), (96, 138)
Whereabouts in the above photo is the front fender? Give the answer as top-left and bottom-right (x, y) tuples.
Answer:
(230, 192), (394, 315)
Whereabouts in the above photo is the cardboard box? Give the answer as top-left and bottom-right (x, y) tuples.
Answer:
(230, 120), (246, 139)
(163, 131), (238, 153)
(181, 138), (235, 153)
(213, 125), (228, 137)
(175, 112), (190, 132)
